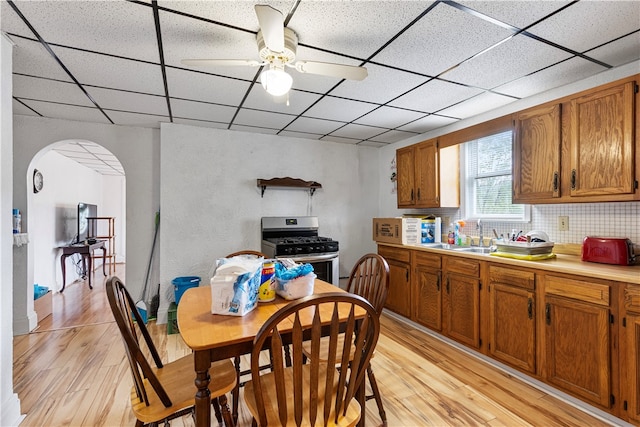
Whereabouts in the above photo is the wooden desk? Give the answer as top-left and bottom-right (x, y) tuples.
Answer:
(59, 241), (107, 292)
(178, 280), (362, 427)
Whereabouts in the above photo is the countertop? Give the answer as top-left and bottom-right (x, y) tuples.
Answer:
(379, 242), (640, 285)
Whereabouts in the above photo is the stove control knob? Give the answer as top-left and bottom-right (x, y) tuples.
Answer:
(295, 247), (304, 254)
(283, 247), (293, 255)
(306, 246), (314, 253)
(317, 245), (325, 253)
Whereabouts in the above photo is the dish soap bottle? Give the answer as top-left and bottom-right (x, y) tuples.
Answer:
(447, 224), (455, 244)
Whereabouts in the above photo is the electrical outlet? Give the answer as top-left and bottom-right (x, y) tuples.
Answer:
(558, 216), (569, 231)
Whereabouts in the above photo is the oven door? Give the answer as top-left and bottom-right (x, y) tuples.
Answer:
(276, 253), (339, 287)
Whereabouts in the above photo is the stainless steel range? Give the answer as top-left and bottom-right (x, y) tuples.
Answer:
(261, 216), (339, 286)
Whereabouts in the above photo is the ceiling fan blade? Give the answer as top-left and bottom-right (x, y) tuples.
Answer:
(181, 59), (262, 67)
(294, 61), (368, 81)
(255, 4), (284, 52)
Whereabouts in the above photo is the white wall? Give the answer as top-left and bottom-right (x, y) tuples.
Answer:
(1, 32), (22, 427)
(158, 123), (379, 323)
(12, 116), (158, 335)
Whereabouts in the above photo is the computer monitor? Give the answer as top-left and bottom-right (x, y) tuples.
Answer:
(77, 203), (97, 243)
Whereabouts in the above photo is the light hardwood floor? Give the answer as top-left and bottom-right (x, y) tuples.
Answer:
(14, 268), (619, 426)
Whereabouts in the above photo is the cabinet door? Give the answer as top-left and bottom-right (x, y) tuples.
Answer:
(385, 259), (411, 318)
(444, 272), (480, 349)
(396, 146), (415, 207)
(489, 283), (535, 373)
(513, 104), (561, 202)
(625, 314), (640, 423)
(415, 139), (439, 207)
(570, 81), (635, 197)
(414, 266), (441, 331)
(544, 295), (611, 408)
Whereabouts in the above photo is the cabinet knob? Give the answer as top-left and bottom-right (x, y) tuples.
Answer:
(527, 298), (533, 319)
(553, 172), (559, 192)
(545, 303), (551, 325)
(571, 169), (576, 190)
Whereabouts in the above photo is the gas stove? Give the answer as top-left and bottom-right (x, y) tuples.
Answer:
(263, 236), (339, 257)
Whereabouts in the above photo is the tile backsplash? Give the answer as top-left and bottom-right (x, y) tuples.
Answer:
(431, 201), (639, 245)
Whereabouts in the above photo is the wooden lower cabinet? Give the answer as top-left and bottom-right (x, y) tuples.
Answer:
(378, 245), (411, 318)
(413, 252), (442, 331)
(443, 256), (480, 349)
(544, 275), (612, 409)
(488, 265), (536, 374)
(623, 284), (640, 423)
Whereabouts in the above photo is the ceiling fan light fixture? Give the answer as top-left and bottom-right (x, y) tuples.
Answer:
(260, 68), (292, 96)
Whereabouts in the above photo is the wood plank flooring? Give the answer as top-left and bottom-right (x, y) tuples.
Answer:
(14, 269), (622, 426)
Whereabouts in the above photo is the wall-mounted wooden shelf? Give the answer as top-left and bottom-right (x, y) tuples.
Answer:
(257, 177), (322, 197)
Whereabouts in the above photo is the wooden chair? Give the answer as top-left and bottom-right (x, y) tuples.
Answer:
(243, 292), (380, 426)
(106, 276), (236, 427)
(303, 253), (390, 425)
(226, 250), (266, 258)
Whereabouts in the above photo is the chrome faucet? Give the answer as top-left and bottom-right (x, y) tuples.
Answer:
(477, 219), (484, 247)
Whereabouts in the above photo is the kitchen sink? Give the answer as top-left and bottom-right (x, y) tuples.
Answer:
(420, 243), (493, 254)
(452, 246), (493, 254)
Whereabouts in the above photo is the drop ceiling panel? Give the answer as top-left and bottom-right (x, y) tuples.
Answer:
(359, 140), (388, 148)
(320, 135), (360, 145)
(242, 87), (321, 115)
(105, 110), (169, 129)
(369, 130), (418, 144)
(303, 97), (377, 122)
(586, 33), (640, 68)
(51, 46), (166, 95)
(230, 124), (280, 135)
(170, 98), (236, 122)
(21, 100), (110, 124)
(438, 91), (517, 119)
(288, 1), (434, 58)
(330, 64), (428, 104)
(166, 67), (252, 106)
(234, 109), (296, 129)
(13, 74), (93, 106)
(86, 87), (169, 116)
(494, 57), (608, 99)
(354, 106), (426, 129)
(278, 130), (325, 140)
(10, 38), (73, 81)
(397, 114), (459, 133)
(158, 1), (295, 27)
(456, 1), (573, 29)
(389, 79), (484, 113)
(329, 123), (387, 140)
(12, 99), (38, 116)
(174, 118), (229, 130)
(444, 34), (572, 90)
(9, 0), (160, 62)
(527, 1), (640, 53)
(372, 3), (514, 76)
(284, 117), (345, 135)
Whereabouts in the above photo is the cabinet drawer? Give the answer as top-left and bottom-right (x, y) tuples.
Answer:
(414, 251), (441, 269)
(489, 265), (535, 290)
(545, 275), (610, 306)
(624, 284), (640, 314)
(378, 245), (411, 264)
(444, 256), (480, 277)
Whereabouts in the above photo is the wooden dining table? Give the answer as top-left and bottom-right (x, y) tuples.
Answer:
(177, 279), (366, 427)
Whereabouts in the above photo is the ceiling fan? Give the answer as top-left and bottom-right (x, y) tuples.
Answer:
(181, 4), (368, 98)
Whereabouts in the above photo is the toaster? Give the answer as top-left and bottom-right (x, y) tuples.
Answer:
(581, 237), (637, 266)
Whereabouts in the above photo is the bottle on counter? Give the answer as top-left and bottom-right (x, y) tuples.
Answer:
(447, 224), (455, 244)
(13, 209), (21, 234)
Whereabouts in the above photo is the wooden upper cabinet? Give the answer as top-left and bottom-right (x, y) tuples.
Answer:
(513, 104), (561, 203)
(570, 81), (636, 198)
(396, 139), (459, 208)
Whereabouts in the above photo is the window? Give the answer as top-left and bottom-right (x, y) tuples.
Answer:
(464, 130), (529, 221)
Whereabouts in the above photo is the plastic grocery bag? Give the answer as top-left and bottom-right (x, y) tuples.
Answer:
(274, 259), (316, 300)
(210, 255), (263, 316)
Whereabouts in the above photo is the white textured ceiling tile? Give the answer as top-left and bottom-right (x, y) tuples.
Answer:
(174, 118), (229, 130)
(389, 79), (483, 113)
(373, 3), (513, 76)
(358, 141), (389, 148)
(397, 114), (459, 133)
(158, 1), (295, 27)
(456, 1), (572, 29)
(438, 92), (516, 119)
(288, 1), (434, 57)
(1, 1), (38, 37)
(494, 57), (608, 99)
(354, 106), (426, 128)
(285, 117), (345, 135)
(12, 99), (38, 116)
(444, 34), (572, 89)
(243, 87), (321, 115)
(331, 64), (428, 104)
(14, 74), (93, 106)
(329, 123), (388, 140)
(231, 124), (280, 135)
(21, 100), (111, 124)
(51, 46), (166, 95)
(86, 87), (169, 116)
(278, 130), (324, 140)
(234, 109), (296, 129)
(369, 130), (418, 144)
(166, 67), (251, 105)
(8, 1), (160, 62)
(10, 38), (72, 81)
(171, 98), (236, 123)
(304, 97), (377, 122)
(106, 111), (167, 129)
(527, 1), (640, 54)
(586, 33), (640, 68)
(321, 135), (360, 145)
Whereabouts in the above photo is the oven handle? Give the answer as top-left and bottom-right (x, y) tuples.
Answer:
(276, 253), (338, 262)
